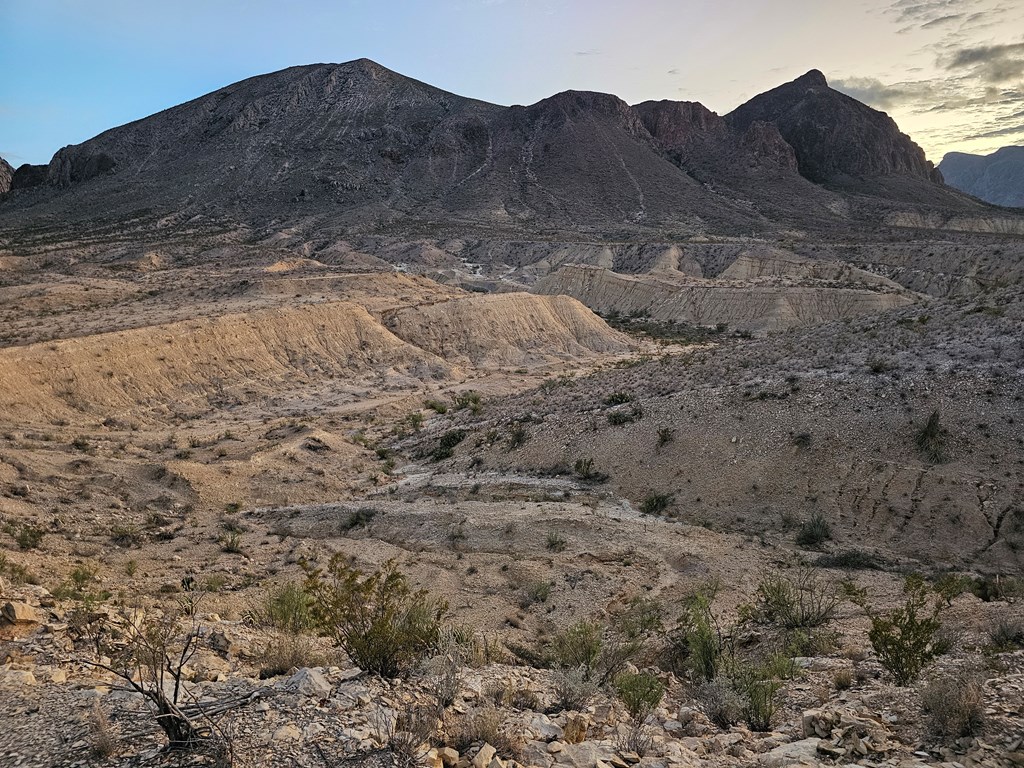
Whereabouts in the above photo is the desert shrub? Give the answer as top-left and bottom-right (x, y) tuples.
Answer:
(552, 667), (598, 711)
(695, 678), (744, 729)
(971, 574), (1022, 602)
(667, 591), (722, 681)
(550, 620), (603, 674)
(915, 410), (947, 464)
(432, 429), (467, 460)
(424, 399), (448, 414)
(218, 532), (244, 553)
(639, 492), (674, 516)
(753, 568), (841, 629)
(519, 580), (552, 609)
(257, 632), (327, 678)
(856, 574), (945, 686)
(796, 512), (831, 548)
(573, 457), (608, 482)
(656, 427), (675, 449)
(833, 668), (853, 690)
(920, 671), (985, 738)
(451, 391), (482, 413)
(987, 615), (1024, 651)
(549, 600), (658, 686)
(733, 665), (782, 732)
(109, 524), (143, 549)
(446, 705), (520, 759)
(608, 405), (643, 425)
(0, 553), (38, 585)
(5, 523), (45, 550)
(340, 506), (378, 532)
(425, 625), (468, 708)
(614, 672), (665, 722)
(88, 702), (118, 759)
(603, 392), (634, 406)
(933, 573), (973, 606)
(255, 582), (314, 633)
(304, 557), (447, 678)
(507, 423), (529, 450)
(545, 531), (568, 552)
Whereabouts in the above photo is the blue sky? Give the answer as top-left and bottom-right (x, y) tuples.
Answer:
(2, 0), (1022, 166)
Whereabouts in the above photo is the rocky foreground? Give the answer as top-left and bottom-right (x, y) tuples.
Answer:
(2, 580), (1023, 768)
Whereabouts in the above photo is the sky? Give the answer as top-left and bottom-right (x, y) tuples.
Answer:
(1, 0), (1023, 166)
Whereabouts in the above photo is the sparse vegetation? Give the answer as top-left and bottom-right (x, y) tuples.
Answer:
(920, 671), (985, 739)
(639, 492), (674, 516)
(303, 557), (447, 678)
(796, 512), (832, 548)
(915, 409), (947, 464)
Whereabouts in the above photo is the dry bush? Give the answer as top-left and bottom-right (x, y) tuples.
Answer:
(88, 702), (118, 759)
(257, 631), (329, 678)
(552, 667), (598, 712)
(445, 705), (521, 759)
(920, 671), (985, 739)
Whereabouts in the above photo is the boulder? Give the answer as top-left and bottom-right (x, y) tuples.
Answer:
(2, 602), (38, 624)
(760, 738), (823, 767)
(284, 667), (332, 698)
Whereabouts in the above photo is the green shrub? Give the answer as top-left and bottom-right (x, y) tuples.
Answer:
(669, 591), (722, 682)
(816, 549), (888, 570)
(545, 531), (568, 552)
(10, 523), (45, 550)
(520, 581), (552, 609)
(256, 582), (314, 633)
(452, 391), (482, 413)
(304, 557), (447, 678)
(507, 423), (529, 450)
(550, 620), (603, 675)
(603, 392), (634, 406)
(432, 429), (467, 460)
(858, 574), (945, 685)
(971, 574), (1021, 602)
(614, 672), (665, 722)
(608, 406), (643, 426)
(639, 492), (674, 516)
(987, 615), (1024, 651)
(656, 427), (675, 449)
(796, 512), (831, 549)
(933, 573), (972, 606)
(915, 410), (947, 464)
(340, 506), (378, 532)
(424, 399), (448, 414)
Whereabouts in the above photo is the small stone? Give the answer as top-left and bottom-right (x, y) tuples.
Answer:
(473, 744), (497, 768)
(439, 747), (460, 766)
(284, 667), (332, 698)
(272, 723), (302, 742)
(548, 742), (564, 754)
(563, 714), (589, 744)
(3, 669), (36, 686)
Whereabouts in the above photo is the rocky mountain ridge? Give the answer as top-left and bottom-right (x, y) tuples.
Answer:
(0, 61), (992, 246)
(939, 146), (1024, 207)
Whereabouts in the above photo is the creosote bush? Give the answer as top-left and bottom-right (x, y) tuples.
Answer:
(614, 671), (665, 722)
(850, 574), (946, 685)
(303, 557), (447, 678)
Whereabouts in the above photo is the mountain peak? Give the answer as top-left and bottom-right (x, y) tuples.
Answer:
(793, 69), (828, 88)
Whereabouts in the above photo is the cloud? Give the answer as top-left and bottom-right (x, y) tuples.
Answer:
(921, 13), (963, 28)
(667, 68), (679, 75)
(961, 121), (1024, 140)
(573, 49), (601, 57)
(832, 77), (940, 111)
(943, 40), (1024, 83)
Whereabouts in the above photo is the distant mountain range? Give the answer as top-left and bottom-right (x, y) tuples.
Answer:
(939, 146), (1024, 208)
(0, 60), (1004, 244)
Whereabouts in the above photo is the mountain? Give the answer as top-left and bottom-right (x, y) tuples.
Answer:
(0, 59), (985, 247)
(726, 70), (942, 185)
(939, 146), (1024, 207)
(0, 157), (13, 194)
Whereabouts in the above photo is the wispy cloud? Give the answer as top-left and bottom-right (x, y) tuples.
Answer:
(942, 40), (1024, 83)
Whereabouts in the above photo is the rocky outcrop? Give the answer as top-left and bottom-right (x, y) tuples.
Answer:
(9, 163), (48, 191)
(939, 146), (1024, 207)
(0, 157), (13, 194)
(726, 70), (941, 184)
